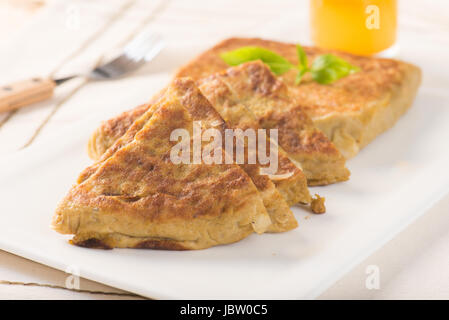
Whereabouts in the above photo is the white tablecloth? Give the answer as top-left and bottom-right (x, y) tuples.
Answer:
(1, 0), (448, 299)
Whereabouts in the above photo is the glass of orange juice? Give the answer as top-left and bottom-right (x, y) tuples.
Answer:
(310, 0), (397, 56)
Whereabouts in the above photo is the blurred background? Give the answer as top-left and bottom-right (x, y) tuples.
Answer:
(0, 0), (45, 39)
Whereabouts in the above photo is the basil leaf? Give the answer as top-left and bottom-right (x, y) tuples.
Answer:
(294, 68), (308, 85)
(220, 46), (293, 75)
(296, 44), (308, 71)
(310, 54), (360, 84)
(221, 46), (359, 85)
(295, 44), (309, 84)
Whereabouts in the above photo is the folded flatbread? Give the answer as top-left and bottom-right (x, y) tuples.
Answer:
(176, 37), (422, 159)
(87, 72), (314, 200)
(197, 68), (310, 204)
(52, 78), (273, 250)
(82, 77), (300, 233)
(197, 61), (349, 185)
(88, 62), (349, 186)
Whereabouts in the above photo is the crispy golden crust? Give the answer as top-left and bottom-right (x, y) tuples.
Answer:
(73, 233), (192, 251)
(176, 37), (422, 158)
(87, 89), (166, 160)
(83, 78), (298, 233)
(176, 37), (411, 116)
(81, 103), (159, 183)
(87, 66), (347, 186)
(87, 80), (311, 203)
(89, 38), (421, 162)
(158, 76), (298, 233)
(53, 78), (272, 250)
(198, 61), (349, 185)
(88, 103), (149, 160)
(198, 73), (310, 205)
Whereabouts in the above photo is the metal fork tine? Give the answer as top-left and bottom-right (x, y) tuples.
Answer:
(124, 31), (149, 52)
(89, 30), (164, 80)
(125, 31), (157, 56)
(144, 39), (164, 61)
(126, 41), (152, 61)
(127, 34), (159, 61)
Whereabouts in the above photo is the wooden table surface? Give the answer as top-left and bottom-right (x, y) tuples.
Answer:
(0, 0), (449, 299)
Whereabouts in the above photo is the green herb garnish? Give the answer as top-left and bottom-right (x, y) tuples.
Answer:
(309, 54), (360, 84)
(294, 44), (309, 84)
(220, 46), (293, 75)
(220, 44), (359, 85)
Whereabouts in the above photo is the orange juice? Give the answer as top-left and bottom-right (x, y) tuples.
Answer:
(310, 0), (397, 56)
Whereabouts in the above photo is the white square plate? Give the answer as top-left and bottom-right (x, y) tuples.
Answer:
(1, 37), (448, 299)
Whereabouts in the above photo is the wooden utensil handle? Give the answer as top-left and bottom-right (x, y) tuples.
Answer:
(0, 78), (56, 113)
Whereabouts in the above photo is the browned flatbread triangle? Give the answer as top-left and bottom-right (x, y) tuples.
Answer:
(87, 79), (313, 203)
(87, 61), (350, 186)
(197, 72), (310, 204)
(176, 37), (421, 159)
(52, 78), (273, 250)
(198, 61), (349, 185)
(81, 78), (299, 233)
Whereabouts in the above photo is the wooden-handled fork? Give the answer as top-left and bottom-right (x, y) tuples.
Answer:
(0, 31), (164, 113)
(0, 78), (56, 113)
